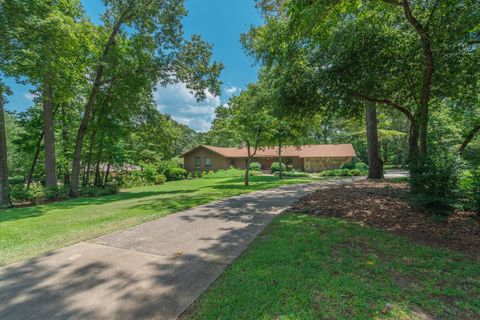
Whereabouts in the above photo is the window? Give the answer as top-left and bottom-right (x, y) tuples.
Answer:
(205, 157), (212, 170)
(195, 157), (201, 169)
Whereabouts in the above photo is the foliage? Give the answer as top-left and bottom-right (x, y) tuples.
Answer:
(154, 174), (167, 185)
(319, 169), (365, 177)
(270, 162), (286, 173)
(79, 184), (118, 197)
(156, 158), (187, 181)
(249, 162), (262, 171)
(275, 170), (308, 177)
(9, 183), (118, 205)
(410, 150), (460, 214)
(341, 162), (368, 171)
(202, 168), (245, 179)
(163, 167), (187, 181)
(458, 167), (480, 213)
(243, 0), (480, 189)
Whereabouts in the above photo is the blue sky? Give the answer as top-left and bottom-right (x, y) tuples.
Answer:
(4, 0), (263, 131)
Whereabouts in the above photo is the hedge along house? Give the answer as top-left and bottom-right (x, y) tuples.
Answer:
(181, 144), (356, 174)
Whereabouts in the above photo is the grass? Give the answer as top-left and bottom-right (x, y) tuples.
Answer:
(0, 175), (316, 266)
(183, 214), (480, 320)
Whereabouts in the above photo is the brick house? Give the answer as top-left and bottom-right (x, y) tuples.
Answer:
(182, 144), (356, 174)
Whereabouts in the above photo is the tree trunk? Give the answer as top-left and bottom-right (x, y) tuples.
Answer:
(365, 103), (384, 179)
(103, 161), (111, 187)
(244, 144), (251, 186)
(42, 76), (57, 187)
(278, 139), (283, 179)
(0, 91), (12, 208)
(26, 131), (44, 189)
(70, 20), (123, 197)
(84, 128), (96, 186)
(94, 137), (104, 187)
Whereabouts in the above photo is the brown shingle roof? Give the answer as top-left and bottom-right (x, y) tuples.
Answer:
(183, 144), (356, 158)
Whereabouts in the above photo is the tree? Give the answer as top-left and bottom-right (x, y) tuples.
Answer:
(245, 0), (479, 187)
(0, 0), (92, 188)
(0, 82), (12, 208)
(219, 84), (275, 185)
(69, 0), (222, 197)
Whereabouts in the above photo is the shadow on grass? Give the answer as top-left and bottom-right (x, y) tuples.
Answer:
(0, 189), (200, 223)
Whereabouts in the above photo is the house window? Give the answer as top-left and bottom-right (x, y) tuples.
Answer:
(205, 157), (212, 170)
(195, 157), (201, 169)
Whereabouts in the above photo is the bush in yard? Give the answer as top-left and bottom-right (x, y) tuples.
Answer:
(120, 171), (148, 188)
(354, 162), (369, 171)
(319, 169), (366, 177)
(249, 162), (262, 171)
(202, 168), (244, 179)
(271, 162), (286, 173)
(410, 149), (459, 214)
(141, 163), (158, 184)
(80, 183), (118, 197)
(164, 166), (187, 181)
(158, 158), (187, 181)
(341, 163), (353, 170)
(349, 169), (362, 176)
(275, 170), (309, 177)
(154, 174), (167, 185)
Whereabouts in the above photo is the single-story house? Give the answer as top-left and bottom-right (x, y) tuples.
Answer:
(182, 144), (356, 174)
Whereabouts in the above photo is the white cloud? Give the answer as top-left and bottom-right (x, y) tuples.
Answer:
(24, 92), (38, 101)
(154, 82), (220, 132)
(224, 86), (240, 96)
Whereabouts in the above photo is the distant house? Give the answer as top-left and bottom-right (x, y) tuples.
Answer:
(181, 144), (356, 174)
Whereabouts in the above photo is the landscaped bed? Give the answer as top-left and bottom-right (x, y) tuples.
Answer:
(183, 180), (480, 319)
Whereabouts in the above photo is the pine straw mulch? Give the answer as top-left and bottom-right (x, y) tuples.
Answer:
(289, 180), (480, 260)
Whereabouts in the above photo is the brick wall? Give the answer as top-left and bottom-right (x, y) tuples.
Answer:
(183, 147), (230, 174)
(304, 157), (353, 172)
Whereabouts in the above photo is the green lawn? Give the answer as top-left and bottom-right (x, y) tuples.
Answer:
(0, 176), (315, 266)
(183, 214), (480, 320)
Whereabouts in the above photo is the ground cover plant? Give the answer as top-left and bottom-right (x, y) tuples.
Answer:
(0, 175), (316, 266)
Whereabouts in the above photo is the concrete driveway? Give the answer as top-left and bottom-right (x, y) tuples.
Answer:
(0, 179), (354, 320)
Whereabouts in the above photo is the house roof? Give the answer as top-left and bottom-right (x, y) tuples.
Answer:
(182, 144), (356, 158)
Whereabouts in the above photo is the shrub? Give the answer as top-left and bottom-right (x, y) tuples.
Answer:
(80, 183), (118, 197)
(471, 168), (480, 213)
(459, 167), (480, 213)
(164, 166), (187, 181)
(271, 162), (286, 173)
(349, 169), (362, 176)
(158, 159), (187, 181)
(8, 176), (25, 185)
(355, 162), (369, 171)
(340, 162), (355, 170)
(120, 171), (148, 188)
(410, 150), (459, 214)
(249, 162), (262, 171)
(276, 170), (309, 177)
(154, 174), (167, 185)
(319, 169), (366, 177)
(202, 168), (244, 179)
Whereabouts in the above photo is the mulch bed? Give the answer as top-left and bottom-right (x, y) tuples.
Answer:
(289, 180), (480, 260)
